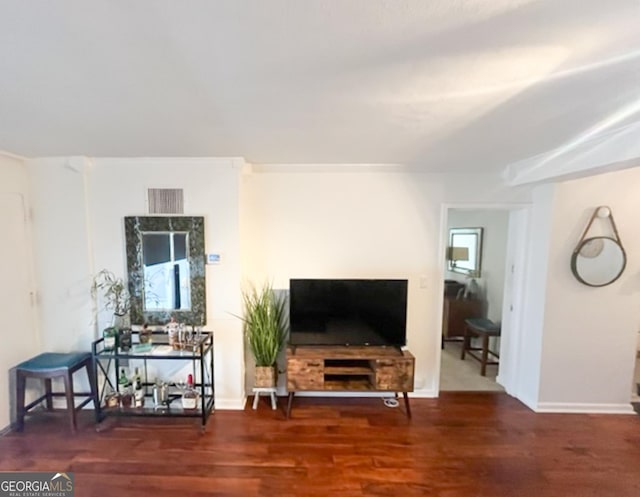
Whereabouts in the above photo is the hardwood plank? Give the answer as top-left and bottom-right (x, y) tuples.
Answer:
(1, 393), (640, 497)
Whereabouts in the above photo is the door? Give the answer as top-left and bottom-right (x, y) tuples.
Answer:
(0, 193), (38, 429)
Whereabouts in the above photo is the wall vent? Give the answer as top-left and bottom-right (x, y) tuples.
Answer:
(147, 188), (184, 214)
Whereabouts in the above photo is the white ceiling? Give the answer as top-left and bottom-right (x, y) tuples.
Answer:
(1, 0), (639, 172)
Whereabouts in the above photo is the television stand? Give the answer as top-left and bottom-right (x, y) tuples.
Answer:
(285, 345), (415, 418)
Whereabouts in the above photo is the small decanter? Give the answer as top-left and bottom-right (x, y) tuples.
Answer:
(166, 317), (180, 350)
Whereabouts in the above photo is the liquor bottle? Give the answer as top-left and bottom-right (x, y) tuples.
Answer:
(133, 367), (144, 407)
(118, 368), (129, 394)
(181, 373), (198, 409)
(118, 368), (132, 408)
(119, 328), (132, 351)
(103, 327), (117, 351)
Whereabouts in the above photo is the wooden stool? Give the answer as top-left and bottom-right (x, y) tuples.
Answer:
(461, 318), (501, 376)
(15, 352), (98, 433)
(252, 387), (277, 410)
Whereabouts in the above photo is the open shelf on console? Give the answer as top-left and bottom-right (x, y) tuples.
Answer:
(324, 359), (374, 376)
(324, 376), (374, 390)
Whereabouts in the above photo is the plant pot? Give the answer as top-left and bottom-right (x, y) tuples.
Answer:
(113, 312), (131, 330)
(255, 366), (277, 388)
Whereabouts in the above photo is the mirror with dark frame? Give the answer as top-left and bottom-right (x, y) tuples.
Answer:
(125, 216), (206, 325)
(447, 227), (483, 277)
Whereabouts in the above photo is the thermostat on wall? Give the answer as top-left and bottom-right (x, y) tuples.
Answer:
(207, 253), (222, 264)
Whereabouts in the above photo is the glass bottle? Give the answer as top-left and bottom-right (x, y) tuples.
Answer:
(118, 368), (132, 408)
(105, 384), (119, 408)
(119, 328), (132, 351)
(103, 327), (117, 351)
(181, 373), (198, 409)
(132, 367), (144, 407)
(118, 368), (129, 394)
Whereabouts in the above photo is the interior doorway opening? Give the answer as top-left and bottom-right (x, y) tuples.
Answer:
(438, 205), (529, 396)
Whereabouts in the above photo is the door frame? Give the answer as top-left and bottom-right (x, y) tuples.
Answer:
(435, 202), (531, 399)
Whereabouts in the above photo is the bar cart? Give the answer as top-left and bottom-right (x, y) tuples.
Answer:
(92, 330), (214, 431)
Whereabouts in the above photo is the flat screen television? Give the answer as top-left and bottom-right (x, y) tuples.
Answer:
(289, 279), (408, 347)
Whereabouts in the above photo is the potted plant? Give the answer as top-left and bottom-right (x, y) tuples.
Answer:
(92, 269), (132, 349)
(241, 283), (288, 388)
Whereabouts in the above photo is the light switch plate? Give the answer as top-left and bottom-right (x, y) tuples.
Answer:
(207, 253), (221, 264)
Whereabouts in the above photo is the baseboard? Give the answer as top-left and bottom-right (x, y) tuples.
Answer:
(515, 392), (538, 412)
(535, 402), (635, 414)
(408, 389), (437, 398)
(215, 397), (247, 410)
(0, 424), (13, 436)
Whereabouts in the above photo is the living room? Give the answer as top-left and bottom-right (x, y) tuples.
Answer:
(2, 2), (640, 495)
(4, 154), (640, 414)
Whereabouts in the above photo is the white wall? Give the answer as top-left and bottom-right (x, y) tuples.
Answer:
(27, 157), (246, 409)
(242, 167), (531, 396)
(25, 155), (639, 413)
(445, 209), (509, 323)
(535, 168), (640, 413)
(0, 153), (40, 430)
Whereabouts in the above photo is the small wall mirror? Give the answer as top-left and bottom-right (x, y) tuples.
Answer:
(125, 216), (206, 325)
(571, 206), (626, 287)
(448, 227), (483, 277)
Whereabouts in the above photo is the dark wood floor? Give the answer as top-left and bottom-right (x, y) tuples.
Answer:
(1, 392), (640, 497)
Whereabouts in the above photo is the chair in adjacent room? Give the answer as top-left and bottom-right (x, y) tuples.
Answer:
(460, 318), (501, 376)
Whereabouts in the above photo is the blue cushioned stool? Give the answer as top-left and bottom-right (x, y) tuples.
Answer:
(15, 352), (98, 433)
(461, 318), (501, 376)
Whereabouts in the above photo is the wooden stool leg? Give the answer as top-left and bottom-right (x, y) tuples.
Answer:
(84, 360), (100, 422)
(461, 328), (469, 360)
(63, 371), (77, 434)
(481, 334), (489, 376)
(44, 378), (53, 410)
(16, 372), (26, 432)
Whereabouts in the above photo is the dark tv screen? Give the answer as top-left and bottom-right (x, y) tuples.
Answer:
(289, 279), (408, 346)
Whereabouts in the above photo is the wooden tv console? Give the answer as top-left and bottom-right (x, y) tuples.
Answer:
(285, 345), (415, 418)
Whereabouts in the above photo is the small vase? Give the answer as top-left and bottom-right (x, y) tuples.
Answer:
(113, 312), (131, 330)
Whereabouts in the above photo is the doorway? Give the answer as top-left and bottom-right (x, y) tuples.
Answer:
(438, 205), (529, 395)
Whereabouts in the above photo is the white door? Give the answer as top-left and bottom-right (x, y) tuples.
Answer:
(0, 193), (38, 429)
(497, 207), (529, 395)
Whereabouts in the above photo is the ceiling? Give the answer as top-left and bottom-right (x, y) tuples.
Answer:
(1, 0), (639, 172)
